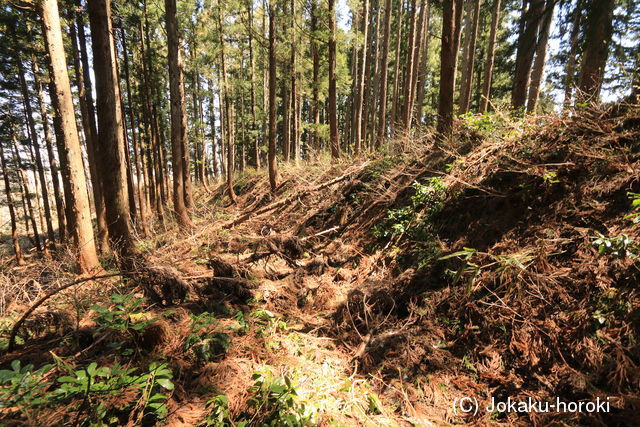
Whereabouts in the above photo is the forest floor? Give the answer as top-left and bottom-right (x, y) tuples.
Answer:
(1, 104), (639, 426)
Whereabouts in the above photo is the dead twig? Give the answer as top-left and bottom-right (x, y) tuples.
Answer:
(223, 162), (370, 228)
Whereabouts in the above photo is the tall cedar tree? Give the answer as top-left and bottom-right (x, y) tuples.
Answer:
(268, 0), (278, 191)
(436, 0), (463, 136)
(511, 0), (544, 109)
(40, 0), (100, 273)
(577, 0), (616, 102)
(526, 0), (554, 112)
(479, 0), (501, 112)
(0, 140), (24, 264)
(328, 0), (340, 159)
(71, 7), (110, 253)
(166, 0), (195, 227)
(87, 0), (140, 263)
(458, 0), (481, 115)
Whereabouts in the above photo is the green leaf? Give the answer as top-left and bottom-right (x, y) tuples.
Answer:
(156, 378), (174, 390)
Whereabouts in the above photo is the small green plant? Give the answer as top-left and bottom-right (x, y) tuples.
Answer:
(439, 247), (482, 293)
(461, 355), (477, 374)
(244, 371), (314, 426)
(0, 360), (174, 424)
(234, 310), (249, 335)
(542, 171), (560, 184)
(92, 293), (154, 336)
(203, 394), (233, 426)
(184, 313), (231, 361)
(373, 178), (446, 239)
(591, 288), (630, 328)
(625, 192), (640, 224)
(185, 331), (232, 361)
(0, 360), (53, 418)
(460, 111), (508, 134)
(365, 392), (383, 415)
(590, 233), (637, 259)
(361, 156), (397, 183)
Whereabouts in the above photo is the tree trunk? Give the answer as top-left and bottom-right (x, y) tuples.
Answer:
(415, 0), (431, 123)
(218, 5), (237, 203)
(268, 0), (278, 191)
(310, 0), (321, 151)
(166, 0), (194, 228)
(511, 0), (544, 110)
(562, 0), (583, 108)
(354, 0), (370, 154)
(32, 59), (66, 242)
(290, 0), (300, 162)
(88, 0), (139, 263)
(328, 0), (340, 160)
(24, 128), (49, 254)
(526, 0), (554, 113)
(40, 0), (100, 273)
(11, 135), (42, 253)
(436, 0), (464, 136)
(248, 1), (260, 169)
(401, 0), (419, 131)
(365, 0), (382, 148)
(376, 0), (393, 146)
(72, 10), (110, 253)
(120, 26), (150, 235)
(576, 0), (615, 103)
(390, 1), (404, 136)
(479, 0), (501, 113)
(458, 0), (481, 115)
(0, 141), (24, 264)
(16, 55), (55, 248)
(209, 79), (221, 178)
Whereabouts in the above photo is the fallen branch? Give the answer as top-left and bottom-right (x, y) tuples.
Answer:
(7, 273), (124, 352)
(223, 162), (370, 228)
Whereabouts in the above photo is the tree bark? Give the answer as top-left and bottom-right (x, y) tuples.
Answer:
(11, 134), (42, 253)
(562, 0), (583, 108)
(526, 0), (554, 113)
(390, 1), (404, 136)
(0, 141), (24, 264)
(268, 0), (278, 191)
(32, 59), (66, 242)
(376, 0), (393, 146)
(72, 10), (110, 253)
(458, 0), (482, 115)
(415, 0), (431, 123)
(576, 0), (615, 103)
(166, 0), (195, 227)
(511, 0), (544, 110)
(290, 0), (300, 162)
(354, 0), (370, 154)
(40, 0), (100, 273)
(88, 0), (139, 263)
(310, 0), (321, 151)
(479, 0), (501, 113)
(16, 55), (55, 248)
(436, 0), (464, 136)
(209, 78), (221, 178)
(247, 1), (260, 169)
(217, 5), (237, 203)
(401, 0), (419, 131)
(120, 26), (150, 235)
(328, 0), (340, 160)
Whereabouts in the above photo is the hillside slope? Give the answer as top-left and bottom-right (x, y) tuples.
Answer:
(1, 105), (639, 425)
